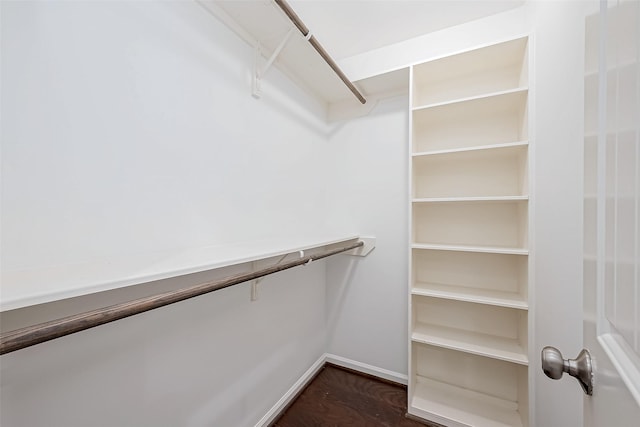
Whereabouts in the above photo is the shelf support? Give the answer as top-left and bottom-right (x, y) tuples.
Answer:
(250, 252), (292, 301)
(343, 237), (376, 257)
(252, 28), (295, 99)
(250, 260), (261, 301)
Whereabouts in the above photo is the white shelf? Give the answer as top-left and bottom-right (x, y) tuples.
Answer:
(413, 201), (528, 249)
(412, 244), (529, 256)
(412, 324), (528, 365)
(198, 0), (363, 105)
(412, 282), (528, 310)
(412, 140), (528, 158)
(412, 144), (528, 199)
(412, 250), (528, 307)
(412, 37), (528, 108)
(412, 297), (528, 365)
(0, 234), (359, 312)
(412, 89), (528, 153)
(413, 87), (528, 112)
(413, 196), (528, 204)
(411, 377), (524, 427)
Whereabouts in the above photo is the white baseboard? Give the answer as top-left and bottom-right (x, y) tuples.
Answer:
(324, 353), (408, 385)
(254, 353), (326, 427)
(255, 353), (408, 427)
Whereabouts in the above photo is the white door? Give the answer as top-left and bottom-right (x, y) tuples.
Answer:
(582, 0), (640, 425)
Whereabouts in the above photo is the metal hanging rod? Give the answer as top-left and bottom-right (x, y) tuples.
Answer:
(273, 0), (367, 105)
(0, 240), (364, 355)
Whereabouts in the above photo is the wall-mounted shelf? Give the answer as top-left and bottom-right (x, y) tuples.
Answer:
(1, 238), (369, 355)
(198, 0), (363, 106)
(1, 234), (362, 312)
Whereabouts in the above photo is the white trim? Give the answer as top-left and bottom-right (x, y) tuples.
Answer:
(254, 353), (327, 427)
(325, 353), (408, 385)
(598, 334), (640, 407)
(407, 63), (416, 408)
(527, 30), (537, 427)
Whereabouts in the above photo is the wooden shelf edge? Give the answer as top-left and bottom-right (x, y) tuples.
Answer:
(412, 87), (528, 112)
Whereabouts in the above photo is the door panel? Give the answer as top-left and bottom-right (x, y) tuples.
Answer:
(584, 1), (640, 425)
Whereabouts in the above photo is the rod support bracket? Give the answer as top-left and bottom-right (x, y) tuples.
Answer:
(250, 260), (262, 301)
(343, 237), (375, 257)
(252, 28), (295, 99)
(250, 252), (291, 301)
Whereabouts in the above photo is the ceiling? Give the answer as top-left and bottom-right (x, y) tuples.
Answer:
(288, 0), (525, 60)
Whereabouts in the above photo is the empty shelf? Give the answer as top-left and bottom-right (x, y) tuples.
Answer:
(412, 282), (528, 310)
(411, 377), (524, 427)
(412, 323), (528, 365)
(413, 87), (528, 112)
(1, 234), (359, 311)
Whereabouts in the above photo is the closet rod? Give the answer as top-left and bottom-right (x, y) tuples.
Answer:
(0, 240), (364, 355)
(273, 0), (367, 105)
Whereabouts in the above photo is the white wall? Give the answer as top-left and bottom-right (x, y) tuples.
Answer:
(1, 1), (334, 426)
(1, 0), (331, 273)
(325, 96), (409, 378)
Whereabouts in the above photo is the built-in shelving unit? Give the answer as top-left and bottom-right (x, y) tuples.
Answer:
(408, 36), (530, 427)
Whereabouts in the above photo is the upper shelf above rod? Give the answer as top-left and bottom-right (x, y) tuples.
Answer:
(273, 0), (366, 104)
(197, 0), (367, 106)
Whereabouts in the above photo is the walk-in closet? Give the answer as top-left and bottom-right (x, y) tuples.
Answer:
(1, 1), (639, 426)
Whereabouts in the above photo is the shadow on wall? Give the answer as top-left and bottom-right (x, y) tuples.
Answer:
(325, 256), (361, 340)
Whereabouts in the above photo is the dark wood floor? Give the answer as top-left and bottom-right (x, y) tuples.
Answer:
(271, 364), (440, 427)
